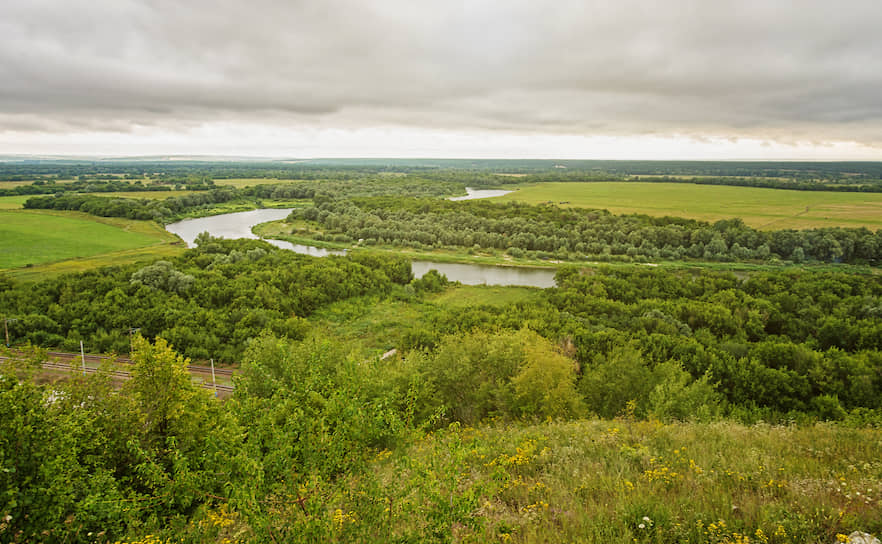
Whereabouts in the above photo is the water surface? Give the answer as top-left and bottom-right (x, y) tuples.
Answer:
(448, 187), (513, 201)
(165, 208), (555, 287)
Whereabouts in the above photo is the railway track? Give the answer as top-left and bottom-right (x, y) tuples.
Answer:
(40, 361), (235, 394)
(2, 352), (236, 395)
(45, 351), (236, 376)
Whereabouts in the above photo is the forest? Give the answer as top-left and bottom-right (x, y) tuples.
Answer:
(291, 196), (882, 265)
(2, 160), (882, 543)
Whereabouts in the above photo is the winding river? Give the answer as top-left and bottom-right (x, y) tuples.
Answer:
(165, 208), (556, 288)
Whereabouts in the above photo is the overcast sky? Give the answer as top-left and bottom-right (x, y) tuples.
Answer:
(2, 0), (881, 159)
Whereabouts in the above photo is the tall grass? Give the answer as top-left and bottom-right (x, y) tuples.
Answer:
(262, 418), (881, 543)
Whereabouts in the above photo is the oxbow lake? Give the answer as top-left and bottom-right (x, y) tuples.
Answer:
(165, 208), (556, 288)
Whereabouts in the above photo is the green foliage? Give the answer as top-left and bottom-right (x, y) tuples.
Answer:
(420, 329), (582, 424)
(410, 268), (448, 293)
(296, 196), (882, 265)
(130, 261), (194, 294)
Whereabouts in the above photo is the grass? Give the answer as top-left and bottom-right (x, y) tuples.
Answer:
(0, 210), (184, 279)
(428, 284), (543, 308)
(212, 178), (296, 188)
(500, 182), (882, 230)
(310, 285), (544, 355)
(0, 195), (32, 209)
(0, 178), (76, 189)
(316, 418), (882, 543)
(84, 190), (193, 200)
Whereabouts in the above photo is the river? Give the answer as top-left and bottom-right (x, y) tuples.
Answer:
(448, 187), (513, 201)
(165, 208), (556, 288)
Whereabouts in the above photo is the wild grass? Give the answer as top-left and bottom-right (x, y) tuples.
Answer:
(309, 285), (543, 355)
(294, 418), (882, 543)
(500, 182), (882, 230)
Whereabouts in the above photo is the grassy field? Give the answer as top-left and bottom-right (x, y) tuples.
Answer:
(500, 182), (882, 230)
(0, 210), (184, 278)
(212, 177), (290, 188)
(0, 195), (32, 209)
(0, 178), (75, 189)
(310, 285), (544, 355)
(84, 190), (192, 200)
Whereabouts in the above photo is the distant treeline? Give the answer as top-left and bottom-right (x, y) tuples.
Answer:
(23, 188), (245, 221)
(5, 158), (882, 189)
(299, 197), (882, 265)
(466, 172), (882, 192)
(0, 178), (192, 197)
(21, 179), (463, 222)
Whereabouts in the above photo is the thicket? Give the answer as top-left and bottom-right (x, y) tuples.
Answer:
(3, 240), (882, 423)
(2, 315), (881, 542)
(0, 237), (412, 361)
(297, 197), (882, 265)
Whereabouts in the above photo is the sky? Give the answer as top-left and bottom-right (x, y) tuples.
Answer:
(1, 0), (882, 160)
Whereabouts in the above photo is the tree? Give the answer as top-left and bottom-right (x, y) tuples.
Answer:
(130, 260), (194, 294)
(129, 335), (197, 440)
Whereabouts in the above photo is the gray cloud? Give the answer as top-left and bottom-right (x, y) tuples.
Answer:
(2, 0), (882, 146)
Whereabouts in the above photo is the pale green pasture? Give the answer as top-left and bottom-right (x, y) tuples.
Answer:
(501, 182), (882, 230)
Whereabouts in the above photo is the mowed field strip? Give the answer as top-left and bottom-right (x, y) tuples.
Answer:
(0, 210), (182, 270)
(500, 182), (882, 230)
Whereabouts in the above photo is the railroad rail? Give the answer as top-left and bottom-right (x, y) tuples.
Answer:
(1, 352), (236, 396)
(45, 351), (236, 376)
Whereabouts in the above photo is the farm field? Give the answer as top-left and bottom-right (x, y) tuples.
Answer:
(0, 178), (75, 189)
(84, 190), (191, 200)
(500, 182), (882, 230)
(0, 210), (183, 274)
(212, 177), (290, 188)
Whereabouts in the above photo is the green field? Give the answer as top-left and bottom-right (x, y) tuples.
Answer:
(0, 195), (31, 209)
(85, 190), (193, 200)
(501, 182), (882, 230)
(311, 285), (544, 355)
(213, 177), (290, 188)
(0, 210), (184, 273)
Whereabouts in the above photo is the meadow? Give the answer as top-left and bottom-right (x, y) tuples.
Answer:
(344, 418), (882, 543)
(0, 195), (31, 209)
(212, 177), (288, 188)
(0, 210), (183, 275)
(310, 285), (545, 354)
(500, 182), (882, 230)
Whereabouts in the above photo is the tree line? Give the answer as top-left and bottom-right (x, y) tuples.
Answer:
(297, 196), (882, 265)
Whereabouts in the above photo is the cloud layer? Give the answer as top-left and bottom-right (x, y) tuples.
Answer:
(2, 0), (882, 154)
